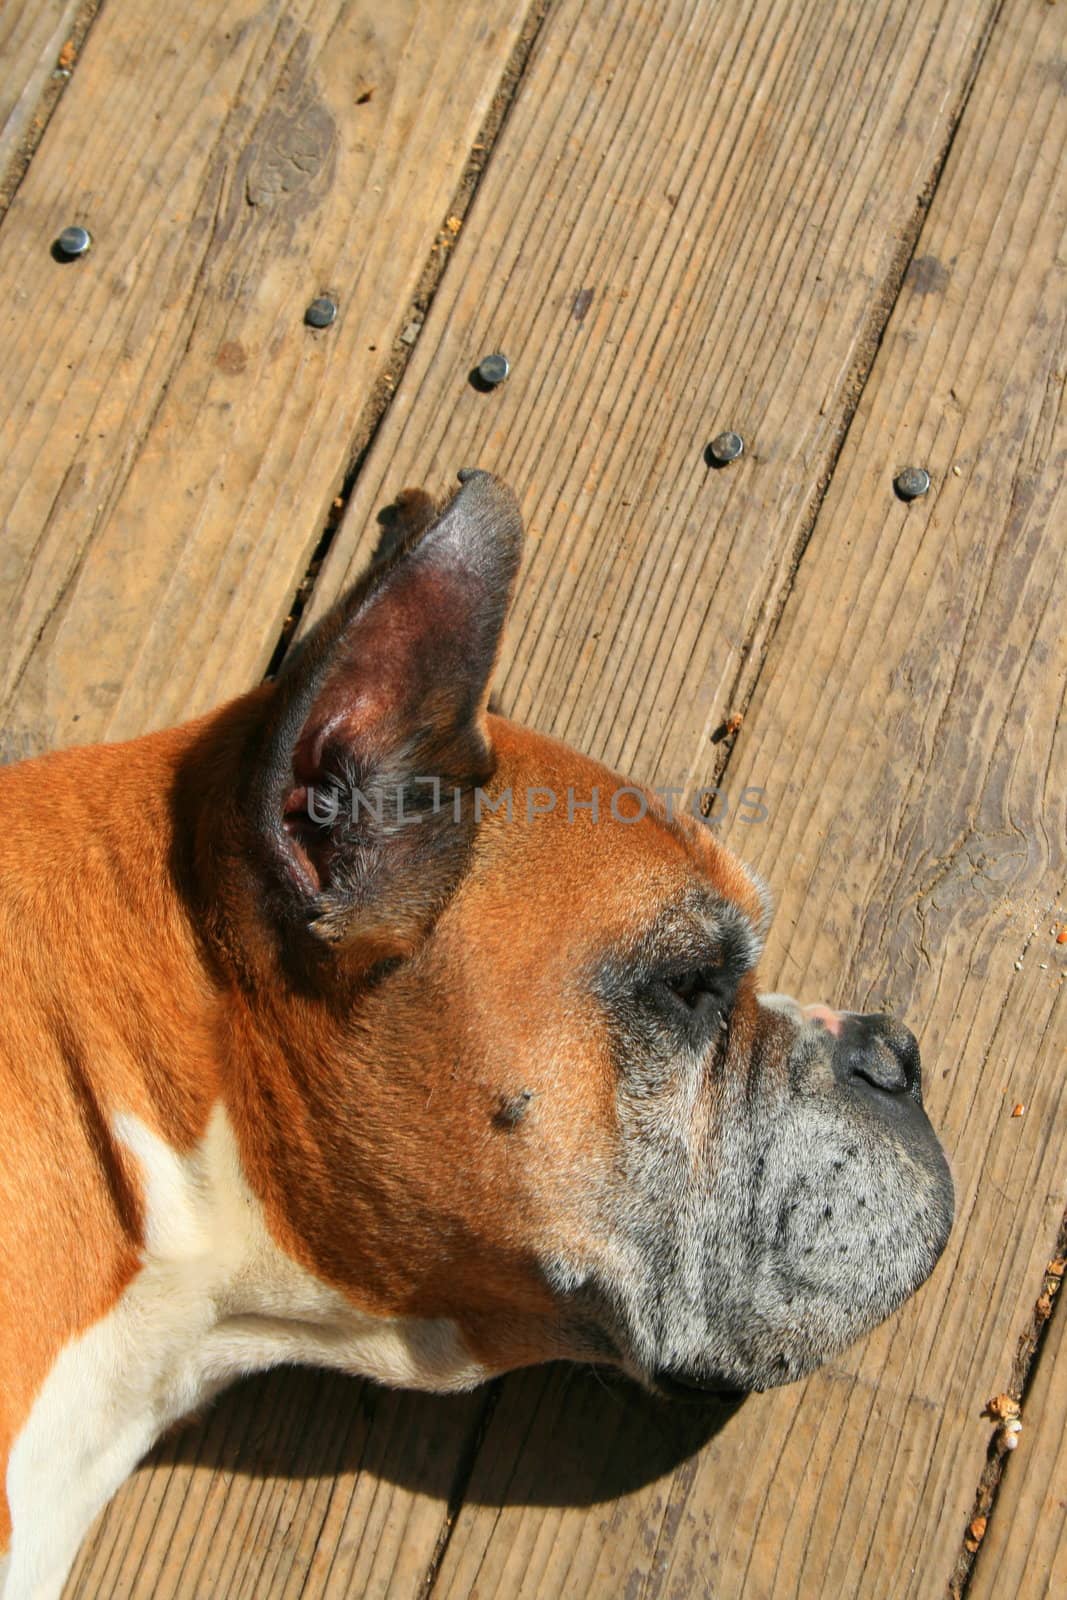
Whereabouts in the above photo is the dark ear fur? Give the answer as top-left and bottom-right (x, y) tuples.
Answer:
(246, 470), (523, 952)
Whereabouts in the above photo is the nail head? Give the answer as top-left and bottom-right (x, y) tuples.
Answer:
(894, 466), (931, 501)
(55, 225), (91, 260)
(305, 296), (338, 329)
(707, 430), (744, 466)
(476, 352), (510, 387)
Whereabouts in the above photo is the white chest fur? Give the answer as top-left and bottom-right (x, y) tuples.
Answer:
(4, 1107), (488, 1600)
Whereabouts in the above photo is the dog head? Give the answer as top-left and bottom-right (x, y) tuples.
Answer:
(198, 469), (953, 1397)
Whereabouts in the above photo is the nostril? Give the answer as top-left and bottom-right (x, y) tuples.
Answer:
(834, 1014), (923, 1102)
(886, 1020), (922, 1099)
(846, 1039), (910, 1095)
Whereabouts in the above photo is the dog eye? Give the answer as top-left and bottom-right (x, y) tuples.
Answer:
(645, 966), (734, 1032)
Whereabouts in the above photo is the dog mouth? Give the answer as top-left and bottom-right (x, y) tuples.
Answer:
(650, 1368), (752, 1402)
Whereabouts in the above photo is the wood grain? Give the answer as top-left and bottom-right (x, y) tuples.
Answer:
(0, 0), (86, 205)
(286, 0), (1064, 1593)
(0, 0), (536, 1592)
(687, 3), (1067, 1582)
(0, 0), (529, 761)
(453, 0), (1067, 1593)
(65, 1370), (488, 1597)
(969, 1288), (1067, 1599)
(11, 0), (1063, 1592)
(301, 0), (1000, 797)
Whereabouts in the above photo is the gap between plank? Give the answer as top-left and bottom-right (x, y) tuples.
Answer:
(704, 0), (1067, 1589)
(261, 0), (1014, 1586)
(0, 0), (106, 222)
(416, 1381), (504, 1600)
(264, 0), (555, 681)
(706, 0), (1009, 791)
(951, 1206), (1067, 1598)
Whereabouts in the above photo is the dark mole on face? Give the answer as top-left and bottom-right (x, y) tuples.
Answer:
(493, 1089), (533, 1130)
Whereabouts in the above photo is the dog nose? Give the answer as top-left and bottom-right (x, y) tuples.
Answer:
(831, 1013), (923, 1104)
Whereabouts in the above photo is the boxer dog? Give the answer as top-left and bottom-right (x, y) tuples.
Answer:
(0, 471), (953, 1598)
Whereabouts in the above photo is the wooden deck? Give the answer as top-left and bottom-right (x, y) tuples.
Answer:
(1, 0), (1064, 1593)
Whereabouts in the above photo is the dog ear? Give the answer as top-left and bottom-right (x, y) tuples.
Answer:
(247, 469), (523, 953)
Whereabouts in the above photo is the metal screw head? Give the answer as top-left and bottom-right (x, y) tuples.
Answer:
(475, 352), (509, 388)
(706, 430), (744, 467)
(54, 225), (91, 260)
(305, 296), (338, 329)
(894, 466), (931, 501)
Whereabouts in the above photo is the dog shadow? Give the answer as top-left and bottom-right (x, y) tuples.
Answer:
(161, 1361), (743, 1510)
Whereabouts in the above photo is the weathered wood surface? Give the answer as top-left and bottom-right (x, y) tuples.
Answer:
(685, 0), (1067, 1586)
(0, 0), (1061, 1592)
(970, 1288), (1067, 1599)
(0, 0), (529, 763)
(303, 0), (1001, 782)
(67, 1369), (489, 1599)
(299, 0), (1066, 1593)
(0, 0), (535, 1590)
(0, 0), (85, 207)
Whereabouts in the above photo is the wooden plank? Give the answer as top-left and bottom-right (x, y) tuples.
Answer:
(283, 0), (1066, 1594)
(0, 0), (541, 1591)
(0, 0), (530, 760)
(684, 0), (1067, 1583)
(450, 0), (1067, 1595)
(0, 0), (87, 209)
(969, 1283), (1067, 1599)
(425, 1365), (744, 1599)
(66, 1369), (488, 1598)
(21, 0), (1060, 1593)
(299, 0), (1000, 792)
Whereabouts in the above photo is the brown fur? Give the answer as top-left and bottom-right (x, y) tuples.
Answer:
(0, 731), (222, 1541)
(0, 681), (761, 1543)
(0, 477), (952, 1568)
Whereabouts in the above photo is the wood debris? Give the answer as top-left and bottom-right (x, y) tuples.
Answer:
(964, 1515), (987, 1553)
(982, 1393), (1020, 1422)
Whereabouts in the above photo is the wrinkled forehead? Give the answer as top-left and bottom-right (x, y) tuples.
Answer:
(458, 717), (769, 967)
